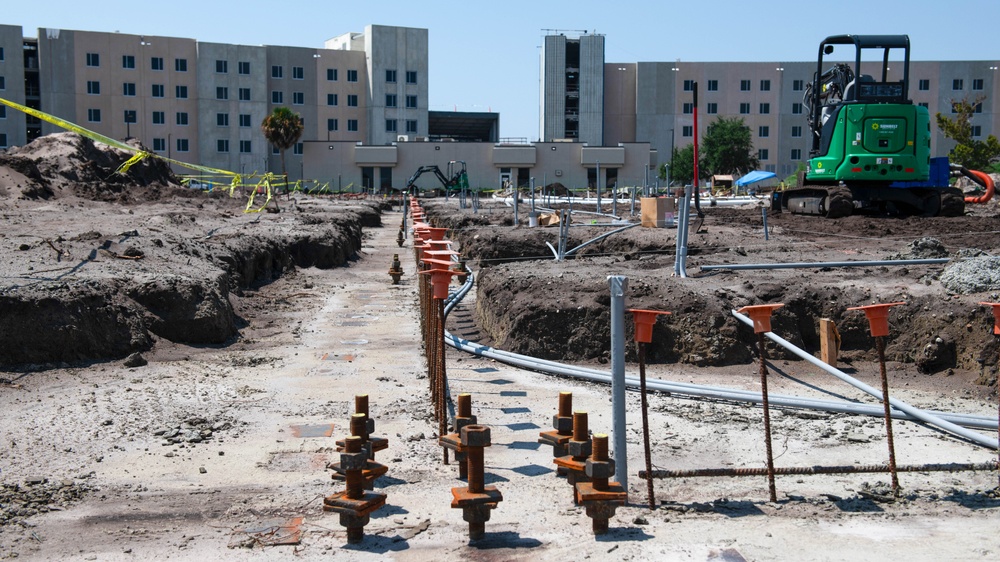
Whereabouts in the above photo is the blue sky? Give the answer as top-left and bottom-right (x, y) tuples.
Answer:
(5, 0), (997, 140)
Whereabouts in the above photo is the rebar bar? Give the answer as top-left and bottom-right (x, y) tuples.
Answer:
(640, 461), (998, 479)
(757, 332), (777, 502)
(876, 336), (901, 495)
(638, 342), (655, 509)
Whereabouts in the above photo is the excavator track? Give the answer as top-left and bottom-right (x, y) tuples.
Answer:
(779, 185), (854, 218)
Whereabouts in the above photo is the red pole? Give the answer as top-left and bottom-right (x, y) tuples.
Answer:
(692, 81), (699, 193)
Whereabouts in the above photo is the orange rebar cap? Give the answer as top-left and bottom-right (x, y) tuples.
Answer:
(423, 227), (449, 241)
(737, 304), (784, 334)
(420, 268), (457, 299)
(979, 302), (1000, 335)
(628, 309), (671, 343)
(847, 302), (905, 338)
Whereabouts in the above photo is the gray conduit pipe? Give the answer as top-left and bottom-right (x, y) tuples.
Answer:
(701, 258), (950, 271)
(732, 309), (998, 449)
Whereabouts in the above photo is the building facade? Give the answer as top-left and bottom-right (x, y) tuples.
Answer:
(540, 33), (605, 145)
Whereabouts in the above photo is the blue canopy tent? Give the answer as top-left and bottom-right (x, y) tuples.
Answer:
(736, 170), (777, 187)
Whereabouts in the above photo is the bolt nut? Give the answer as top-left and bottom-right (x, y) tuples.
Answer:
(568, 439), (592, 458)
(455, 415), (478, 432)
(585, 458), (616, 479)
(552, 415), (573, 434)
(339, 451), (368, 471)
(365, 418), (376, 435)
(461, 424), (491, 448)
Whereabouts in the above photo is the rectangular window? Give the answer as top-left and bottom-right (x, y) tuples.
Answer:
(238, 61), (250, 75)
(86, 53), (100, 67)
(682, 102), (693, 114)
(347, 69), (358, 82)
(216, 86), (229, 100)
(216, 113), (229, 126)
(347, 119), (358, 132)
(293, 142), (303, 155)
(152, 84), (164, 97)
(0, 106), (5, 118)
(176, 85), (188, 99)
(122, 55), (135, 69)
(386, 119), (397, 132)
(791, 125), (802, 137)
(707, 79), (718, 91)
(0, 133), (6, 148)
(175, 58), (187, 72)
(271, 91), (283, 104)
(122, 82), (136, 96)
(972, 125), (982, 137)
(406, 70), (417, 84)
(759, 102), (770, 114)
(176, 112), (189, 126)
(152, 111), (165, 124)
(975, 102), (983, 113)
(682, 125), (693, 137)
(326, 93), (338, 106)
(239, 114), (251, 127)
(406, 95), (417, 109)
(792, 102), (803, 114)
(239, 140), (252, 153)
(239, 87), (250, 101)
(739, 102), (750, 114)
(292, 66), (304, 80)
(123, 110), (137, 124)
(792, 79), (804, 91)
(0, 76), (4, 91)
(791, 148), (802, 160)
(216, 60), (228, 74)
(918, 79), (930, 91)
(271, 65), (283, 79)
(348, 94), (358, 107)
(176, 138), (189, 152)
(272, 146), (279, 155)
(87, 108), (101, 122)
(406, 119), (417, 134)
(973, 78), (984, 91)
(151, 56), (163, 71)
(327, 118), (338, 131)
(758, 148), (769, 160)
(683, 79), (695, 91)
(217, 139), (229, 152)
(0, 47), (4, 61)
(386, 94), (397, 107)
(386, 69), (397, 83)
(740, 79), (751, 91)
(953, 78), (964, 90)
(760, 79), (770, 91)
(327, 68), (338, 81)
(706, 102), (718, 114)
(758, 125), (769, 137)
(292, 92), (304, 105)
(152, 138), (166, 151)
(951, 102), (959, 114)
(87, 80), (101, 95)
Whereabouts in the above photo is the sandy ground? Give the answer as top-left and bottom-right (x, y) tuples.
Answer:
(2, 205), (999, 561)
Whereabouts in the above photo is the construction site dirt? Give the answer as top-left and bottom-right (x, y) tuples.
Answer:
(1, 134), (998, 561)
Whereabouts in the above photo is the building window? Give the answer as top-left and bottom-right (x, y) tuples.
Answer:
(406, 70), (417, 84)
(406, 95), (417, 109)
(386, 69), (397, 83)
(0, 106), (5, 118)
(791, 148), (802, 160)
(0, 47), (4, 61)
(759, 102), (770, 114)
(292, 66), (304, 80)
(972, 125), (982, 137)
(238, 61), (250, 75)
(347, 119), (358, 132)
(176, 112), (189, 126)
(953, 78), (964, 90)
(760, 79), (770, 91)
(347, 94), (358, 107)
(328, 118), (338, 131)
(386, 119), (397, 133)
(239, 87), (250, 101)
(347, 69), (358, 82)
(86, 53), (100, 67)
(293, 142), (303, 155)
(87, 80), (101, 95)
(975, 102), (983, 113)
(151, 56), (163, 71)
(758, 148), (769, 160)
(792, 102), (803, 114)
(271, 91), (283, 104)
(272, 146), (279, 155)
(217, 139), (229, 152)
(176, 138), (189, 152)
(123, 110), (137, 124)
(152, 138), (165, 152)
(682, 125), (693, 137)
(122, 82), (136, 96)
(792, 79), (804, 91)
(175, 58), (187, 72)
(973, 78), (984, 91)
(217, 113), (229, 126)
(216, 60), (228, 74)
(240, 140), (252, 153)
(758, 125), (769, 138)
(292, 92), (304, 105)
(239, 114), (251, 127)
(406, 119), (417, 134)
(740, 79), (751, 91)
(791, 125), (802, 137)
(327, 93), (338, 106)
(87, 108), (101, 122)
(682, 79), (695, 91)
(152, 111), (165, 124)
(739, 102), (750, 114)
(122, 55), (135, 69)
(176, 85), (188, 99)
(271, 65), (283, 79)
(951, 102), (959, 114)
(386, 94), (397, 107)
(216, 87), (229, 100)
(681, 102), (693, 114)
(0, 76), (4, 91)
(150, 84), (163, 97)
(0, 133), (5, 148)
(707, 79), (718, 91)
(918, 79), (930, 91)
(327, 68), (338, 81)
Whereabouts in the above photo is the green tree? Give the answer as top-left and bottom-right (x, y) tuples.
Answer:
(936, 95), (1000, 171)
(662, 143), (708, 186)
(700, 116), (759, 176)
(261, 107), (304, 195)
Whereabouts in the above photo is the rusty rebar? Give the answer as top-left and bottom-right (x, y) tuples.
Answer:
(640, 461), (999, 479)
(757, 332), (777, 503)
(875, 336), (901, 495)
(344, 436), (363, 499)
(355, 395), (369, 418)
(591, 434), (610, 490)
(573, 411), (589, 443)
(437, 297), (449, 465)
(458, 393), (472, 419)
(558, 392), (572, 419)
(638, 342), (656, 510)
(349, 413), (367, 441)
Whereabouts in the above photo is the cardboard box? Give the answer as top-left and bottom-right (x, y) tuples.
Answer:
(640, 197), (676, 228)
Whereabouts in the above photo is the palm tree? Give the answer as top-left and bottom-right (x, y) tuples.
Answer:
(261, 107), (304, 198)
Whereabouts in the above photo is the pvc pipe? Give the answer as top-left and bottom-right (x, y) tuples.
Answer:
(732, 309), (998, 449)
(701, 258), (949, 271)
(564, 223), (641, 258)
(609, 275), (629, 491)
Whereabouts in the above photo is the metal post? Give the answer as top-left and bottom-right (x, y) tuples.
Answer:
(513, 182), (519, 226)
(638, 342), (655, 509)
(875, 337), (900, 494)
(762, 206), (769, 241)
(596, 161), (601, 214)
(613, 180), (618, 217)
(530, 177), (536, 213)
(608, 275), (629, 495)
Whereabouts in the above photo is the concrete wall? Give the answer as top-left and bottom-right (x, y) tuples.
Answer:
(364, 25), (428, 146)
(578, 34), (605, 146)
(0, 24), (27, 148)
(541, 35), (566, 141)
